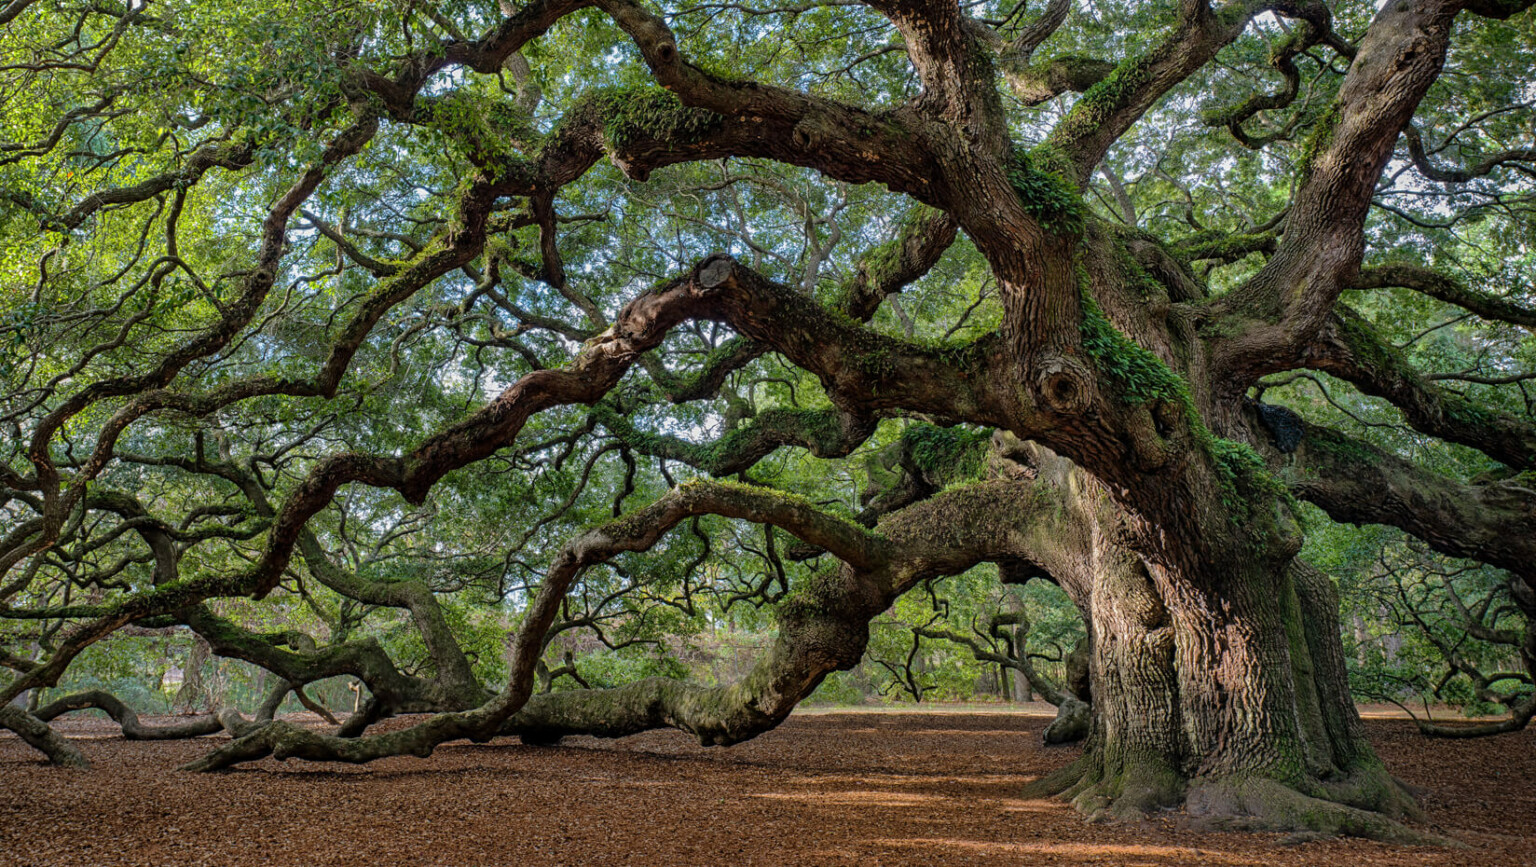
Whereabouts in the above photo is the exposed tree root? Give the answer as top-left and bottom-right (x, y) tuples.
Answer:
(1184, 775), (1458, 847)
(1026, 752), (1458, 846)
(1064, 758), (1185, 823)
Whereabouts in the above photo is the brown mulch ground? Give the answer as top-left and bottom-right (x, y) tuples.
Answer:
(1, 707), (1532, 866)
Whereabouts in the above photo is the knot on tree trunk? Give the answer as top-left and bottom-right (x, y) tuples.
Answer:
(1030, 351), (1096, 416)
(696, 255), (736, 290)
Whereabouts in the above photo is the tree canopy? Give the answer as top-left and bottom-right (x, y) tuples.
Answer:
(2, 0), (1534, 846)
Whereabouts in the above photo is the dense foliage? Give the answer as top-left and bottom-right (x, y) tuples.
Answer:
(2, 0), (1534, 844)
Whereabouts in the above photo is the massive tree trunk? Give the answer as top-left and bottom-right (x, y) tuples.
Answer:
(1053, 560), (1420, 837)
(1021, 437), (1427, 840)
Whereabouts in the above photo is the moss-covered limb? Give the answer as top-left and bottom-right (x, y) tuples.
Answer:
(503, 676), (784, 746)
(596, 404), (876, 478)
(0, 703), (89, 767)
(546, 17), (940, 199)
(588, 88), (724, 153)
(899, 423), (992, 488)
(33, 690), (223, 740)
(181, 605), (457, 715)
(1353, 263), (1536, 331)
(841, 427), (1028, 548)
(1120, 232), (1209, 302)
(1069, 289), (1198, 479)
(1170, 230), (1278, 265)
(505, 565), (880, 746)
(604, 480), (891, 572)
(1278, 417), (1536, 585)
(691, 257), (1011, 425)
(1042, 0), (1267, 184)
(1310, 309), (1536, 470)
(837, 205), (959, 322)
(1000, 55), (1117, 107)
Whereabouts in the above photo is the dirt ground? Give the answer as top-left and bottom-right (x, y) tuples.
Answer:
(1, 706), (1532, 867)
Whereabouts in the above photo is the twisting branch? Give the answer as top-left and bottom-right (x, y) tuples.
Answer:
(1353, 264), (1536, 332)
(1213, 0), (1471, 380)
(182, 479), (889, 768)
(1305, 310), (1536, 470)
(1402, 124), (1536, 185)
(1256, 410), (1536, 587)
(33, 690), (223, 740)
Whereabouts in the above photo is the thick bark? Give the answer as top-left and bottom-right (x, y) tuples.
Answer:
(1015, 444), (1438, 843)
(1037, 551), (1435, 841)
(1279, 416), (1536, 587)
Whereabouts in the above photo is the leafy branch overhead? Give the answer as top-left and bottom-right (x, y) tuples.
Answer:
(0, 0), (1533, 848)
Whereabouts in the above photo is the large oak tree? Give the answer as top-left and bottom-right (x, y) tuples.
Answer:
(3, 0), (1535, 845)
